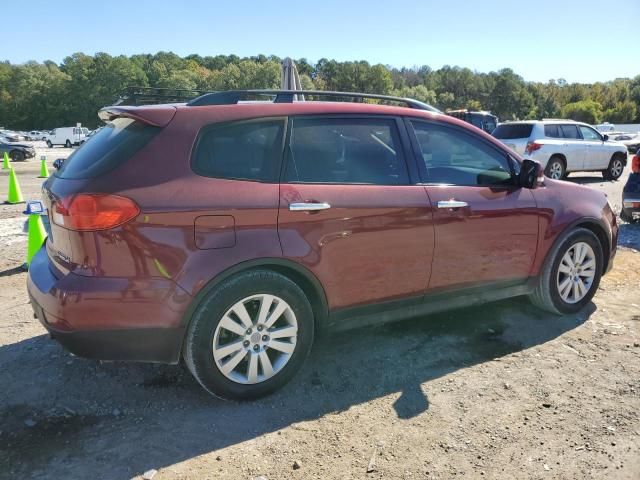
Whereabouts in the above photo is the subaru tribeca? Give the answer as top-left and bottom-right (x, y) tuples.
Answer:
(27, 90), (618, 400)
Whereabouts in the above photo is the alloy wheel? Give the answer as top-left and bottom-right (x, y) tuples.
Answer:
(212, 294), (298, 384)
(556, 242), (596, 304)
(611, 159), (623, 178)
(548, 161), (563, 179)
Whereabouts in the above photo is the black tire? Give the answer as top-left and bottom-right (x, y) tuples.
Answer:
(544, 155), (566, 180)
(184, 269), (314, 400)
(46, 140), (52, 148)
(529, 228), (603, 315)
(602, 153), (625, 181)
(9, 150), (25, 162)
(65, 139), (71, 148)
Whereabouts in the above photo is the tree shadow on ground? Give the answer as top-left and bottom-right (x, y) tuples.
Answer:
(0, 298), (595, 479)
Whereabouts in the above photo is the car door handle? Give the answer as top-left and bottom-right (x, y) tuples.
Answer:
(289, 202), (331, 212)
(437, 200), (468, 209)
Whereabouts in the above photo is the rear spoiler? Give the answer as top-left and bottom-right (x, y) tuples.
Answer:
(98, 105), (177, 127)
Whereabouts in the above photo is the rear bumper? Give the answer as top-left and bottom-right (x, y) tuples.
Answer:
(27, 245), (191, 363)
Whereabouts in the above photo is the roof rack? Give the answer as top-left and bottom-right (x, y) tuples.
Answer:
(186, 89), (441, 113)
(115, 86), (212, 106)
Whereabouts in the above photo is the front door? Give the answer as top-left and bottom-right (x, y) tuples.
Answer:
(278, 116), (434, 311)
(406, 119), (539, 291)
(579, 124), (608, 170)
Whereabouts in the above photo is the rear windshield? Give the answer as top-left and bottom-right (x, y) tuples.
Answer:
(55, 118), (159, 179)
(492, 124), (534, 139)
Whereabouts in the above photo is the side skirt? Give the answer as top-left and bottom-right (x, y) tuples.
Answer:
(327, 279), (536, 332)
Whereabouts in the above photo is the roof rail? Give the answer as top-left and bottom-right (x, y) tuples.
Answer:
(186, 89), (441, 113)
(115, 86), (212, 106)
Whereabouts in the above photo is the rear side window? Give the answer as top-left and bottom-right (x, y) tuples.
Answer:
(560, 124), (580, 139)
(192, 120), (284, 182)
(284, 117), (409, 185)
(544, 124), (561, 138)
(492, 124), (533, 139)
(56, 118), (159, 179)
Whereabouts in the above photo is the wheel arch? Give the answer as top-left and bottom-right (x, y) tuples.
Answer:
(180, 258), (329, 337)
(544, 217), (611, 274)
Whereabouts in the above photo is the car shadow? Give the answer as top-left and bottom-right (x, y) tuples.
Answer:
(566, 175), (607, 185)
(618, 222), (640, 250)
(0, 298), (595, 479)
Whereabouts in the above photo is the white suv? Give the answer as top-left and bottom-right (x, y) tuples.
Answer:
(492, 120), (628, 180)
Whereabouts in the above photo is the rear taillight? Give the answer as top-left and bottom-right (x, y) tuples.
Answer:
(632, 154), (640, 173)
(525, 141), (543, 154)
(52, 194), (140, 231)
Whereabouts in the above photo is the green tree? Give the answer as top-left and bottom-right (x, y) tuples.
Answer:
(561, 100), (603, 124)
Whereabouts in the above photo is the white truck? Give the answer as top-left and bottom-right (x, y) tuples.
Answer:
(45, 127), (89, 148)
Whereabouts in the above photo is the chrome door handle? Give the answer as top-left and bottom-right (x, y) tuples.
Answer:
(289, 202), (331, 212)
(437, 200), (468, 209)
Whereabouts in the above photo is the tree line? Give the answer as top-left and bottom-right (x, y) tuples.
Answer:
(1, 52), (639, 130)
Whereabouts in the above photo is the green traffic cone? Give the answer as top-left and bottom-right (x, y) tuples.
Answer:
(2, 152), (9, 170)
(26, 214), (47, 267)
(38, 158), (49, 178)
(6, 167), (24, 204)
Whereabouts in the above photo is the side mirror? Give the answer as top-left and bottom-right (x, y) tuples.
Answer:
(602, 134), (609, 141)
(519, 159), (544, 189)
(53, 158), (65, 170)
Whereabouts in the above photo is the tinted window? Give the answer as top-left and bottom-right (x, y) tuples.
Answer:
(284, 118), (409, 185)
(412, 121), (513, 186)
(579, 125), (601, 141)
(560, 124), (580, 139)
(492, 123), (534, 139)
(544, 124), (561, 138)
(192, 120), (284, 182)
(56, 118), (159, 179)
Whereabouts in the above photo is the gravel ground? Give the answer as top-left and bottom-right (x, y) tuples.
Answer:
(0, 147), (638, 480)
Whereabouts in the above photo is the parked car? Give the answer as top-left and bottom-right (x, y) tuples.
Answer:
(610, 133), (640, 154)
(492, 120), (628, 180)
(0, 139), (36, 161)
(0, 130), (25, 142)
(621, 153), (640, 223)
(28, 90), (618, 400)
(45, 127), (88, 147)
(447, 109), (498, 134)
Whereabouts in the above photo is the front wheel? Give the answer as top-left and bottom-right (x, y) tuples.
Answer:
(46, 140), (52, 148)
(184, 270), (314, 400)
(529, 228), (603, 315)
(65, 139), (72, 148)
(9, 150), (25, 162)
(602, 154), (625, 181)
(545, 156), (565, 180)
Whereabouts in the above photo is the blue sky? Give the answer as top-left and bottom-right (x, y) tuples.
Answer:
(7, 0), (640, 83)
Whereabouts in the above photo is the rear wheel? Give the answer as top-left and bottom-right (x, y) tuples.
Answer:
(65, 139), (72, 148)
(545, 156), (565, 180)
(46, 140), (52, 148)
(9, 150), (24, 162)
(529, 228), (603, 314)
(184, 270), (314, 400)
(602, 154), (625, 181)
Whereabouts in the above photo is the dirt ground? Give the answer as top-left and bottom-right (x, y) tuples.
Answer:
(0, 146), (638, 480)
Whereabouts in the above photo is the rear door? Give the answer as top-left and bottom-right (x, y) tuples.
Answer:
(407, 119), (539, 291)
(278, 115), (434, 311)
(559, 124), (585, 171)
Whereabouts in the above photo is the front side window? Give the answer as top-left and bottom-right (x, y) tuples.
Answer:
(192, 120), (285, 182)
(284, 117), (409, 185)
(560, 124), (580, 139)
(411, 121), (513, 186)
(579, 125), (601, 141)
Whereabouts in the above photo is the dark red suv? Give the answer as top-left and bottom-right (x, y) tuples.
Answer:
(27, 90), (618, 400)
